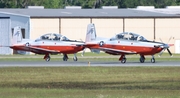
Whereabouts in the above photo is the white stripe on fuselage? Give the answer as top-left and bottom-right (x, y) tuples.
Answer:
(104, 40), (163, 48)
(15, 40), (84, 46)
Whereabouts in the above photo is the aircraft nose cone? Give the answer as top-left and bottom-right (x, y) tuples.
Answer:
(160, 43), (169, 49)
(164, 44), (169, 49)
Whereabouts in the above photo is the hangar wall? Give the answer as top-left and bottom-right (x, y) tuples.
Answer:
(0, 12), (30, 39)
(61, 18), (90, 41)
(10, 15), (30, 39)
(29, 17), (179, 53)
(124, 18), (154, 40)
(155, 18), (180, 53)
(0, 17), (11, 54)
(0, 12), (30, 54)
(92, 18), (124, 38)
(30, 18), (59, 40)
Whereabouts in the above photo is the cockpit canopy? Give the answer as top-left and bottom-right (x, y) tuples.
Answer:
(37, 33), (69, 41)
(110, 32), (147, 41)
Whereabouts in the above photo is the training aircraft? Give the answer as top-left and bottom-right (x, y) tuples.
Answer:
(83, 23), (173, 63)
(2, 26), (84, 62)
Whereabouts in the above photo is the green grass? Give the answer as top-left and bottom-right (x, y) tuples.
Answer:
(0, 67), (180, 98)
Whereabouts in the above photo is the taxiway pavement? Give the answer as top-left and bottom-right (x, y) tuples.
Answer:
(0, 61), (180, 67)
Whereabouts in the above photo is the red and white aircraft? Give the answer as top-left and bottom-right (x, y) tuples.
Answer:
(84, 23), (172, 63)
(3, 26), (84, 62)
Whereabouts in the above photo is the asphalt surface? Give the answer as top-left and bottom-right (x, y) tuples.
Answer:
(0, 61), (180, 67)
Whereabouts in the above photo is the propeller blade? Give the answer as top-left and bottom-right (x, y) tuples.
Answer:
(158, 49), (165, 57)
(167, 48), (173, 57)
(167, 36), (172, 44)
(159, 38), (163, 43)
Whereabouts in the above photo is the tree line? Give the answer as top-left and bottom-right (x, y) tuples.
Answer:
(1, 0), (180, 8)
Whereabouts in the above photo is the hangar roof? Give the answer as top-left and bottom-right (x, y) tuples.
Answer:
(0, 8), (179, 18)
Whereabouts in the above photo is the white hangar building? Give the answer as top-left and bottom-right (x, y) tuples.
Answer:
(0, 6), (180, 54)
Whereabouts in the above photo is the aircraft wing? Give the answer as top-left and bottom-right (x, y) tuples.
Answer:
(26, 46), (60, 54)
(98, 47), (137, 54)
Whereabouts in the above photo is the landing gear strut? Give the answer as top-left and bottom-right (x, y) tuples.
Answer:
(63, 54), (68, 61)
(44, 54), (50, 62)
(119, 54), (126, 64)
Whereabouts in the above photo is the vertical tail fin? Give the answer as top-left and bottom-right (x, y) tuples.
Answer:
(12, 26), (22, 45)
(85, 23), (100, 54)
(85, 23), (96, 42)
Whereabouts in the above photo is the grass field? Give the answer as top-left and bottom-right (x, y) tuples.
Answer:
(0, 67), (180, 98)
(0, 53), (180, 98)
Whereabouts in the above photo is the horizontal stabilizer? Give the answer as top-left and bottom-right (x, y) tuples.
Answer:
(90, 49), (100, 54)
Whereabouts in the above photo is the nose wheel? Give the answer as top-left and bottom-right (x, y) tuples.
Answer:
(151, 58), (155, 63)
(73, 56), (78, 61)
(73, 53), (78, 61)
(151, 55), (155, 63)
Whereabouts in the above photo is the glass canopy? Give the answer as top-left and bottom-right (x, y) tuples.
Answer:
(110, 32), (147, 41)
(37, 33), (69, 41)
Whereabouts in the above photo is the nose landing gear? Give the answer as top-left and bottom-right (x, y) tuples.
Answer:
(151, 55), (155, 63)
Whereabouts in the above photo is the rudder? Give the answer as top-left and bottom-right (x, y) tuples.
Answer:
(85, 23), (97, 42)
(12, 26), (22, 45)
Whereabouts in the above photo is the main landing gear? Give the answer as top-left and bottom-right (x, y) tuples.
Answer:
(43, 53), (78, 62)
(119, 54), (156, 64)
(44, 54), (51, 62)
(63, 54), (68, 61)
(140, 55), (145, 63)
(119, 54), (126, 64)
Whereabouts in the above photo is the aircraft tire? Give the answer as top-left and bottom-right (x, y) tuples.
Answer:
(63, 57), (68, 61)
(45, 56), (50, 62)
(151, 58), (155, 63)
(63, 54), (68, 61)
(121, 58), (126, 64)
(140, 58), (145, 63)
(73, 57), (78, 61)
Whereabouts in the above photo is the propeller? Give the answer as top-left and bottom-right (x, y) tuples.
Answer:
(167, 48), (173, 57)
(158, 49), (165, 57)
(158, 47), (172, 57)
(158, 37), (173, 57)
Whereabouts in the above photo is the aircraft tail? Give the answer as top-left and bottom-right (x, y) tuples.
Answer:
(85, 23), (97, 43)
(12, 26), (22, 45)
(84, 23), (100, 54)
